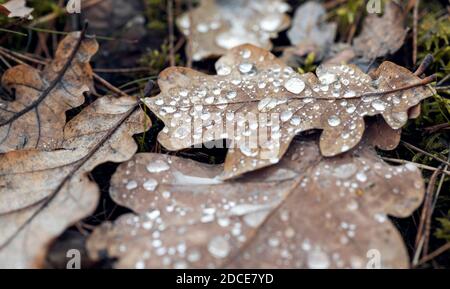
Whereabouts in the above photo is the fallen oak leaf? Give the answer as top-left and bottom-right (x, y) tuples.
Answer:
(144, 44), (435, 179)
(353, 2), (407, 60)
(0, 95), (150, 268)
(284, 1), (337, 59)
(0, 28), (97, 153)
(86, 128), (425, 269)
(176, 0), (290, 61)
(0, 0), (33, 19)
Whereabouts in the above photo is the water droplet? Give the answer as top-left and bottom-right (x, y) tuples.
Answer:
(268, 237), (280, 247)
(284, 77), (305, 94)
(240, 144), (258, 157)
(147, 210), (160, 220)
(243, 210), (270, 228)
(216, 32), (247, 49)
(307, 248), (330, 269)
(346, 104), (356, 114)
(374, 213), (387, 223)
(280, 110), (293, 122)
(187, 250), (201, 263)
(405, 163), (417, 171)
(319, 73), (337, 85)
(208, 236), (230, 259)
(143, 179), (158, 191)
(257, 97), (278, 112)
(344, 90), (356, 98)
(260, 14), (282, 31)
(126, 180), (138, 190)
(147, 160), (170, 173)
(196, 23), (209, 33)
(327, 115), (341, 127)
(355, 172), (367, 182)
(240, 48), (251, 59)
(226, 91), (237, 100)
(162, 191), (171, 198)
(174, 126), (190, 139)
(333, 163), (357, 179)
(392, 111), (407, 123)
(302, 239), (312, 251)
(216, 63), (232, 76)
(135, 261), (145, 269)
(347, 199), (359, 211)
(371, 100), (386, 111)
(239, 62), (254, 74)
(174, 261), (187, 269)
(178, 14), (190, 29)
(290, 116), (301, 126)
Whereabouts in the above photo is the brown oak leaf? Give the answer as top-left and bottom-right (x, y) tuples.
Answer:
(0, 32), (97, 153)
(0, 0), (33, 19)
(86, 128), (424, 269)
(353, 2), (407, 60)
(176, 0), (290, 61)
(284, 1), (337, 59)
(0, 95), (150, 268)
(144, 44), (434, 179)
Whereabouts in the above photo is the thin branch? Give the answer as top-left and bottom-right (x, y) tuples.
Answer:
(93, 67), (150, 73)
(418, 242), (450, 265)
(401, 141), (450, 167)
(186, 0), (193, 68)
(412, 0), (420, 66)
(167, 0), (175, 67)
(380, 157), (450, 176)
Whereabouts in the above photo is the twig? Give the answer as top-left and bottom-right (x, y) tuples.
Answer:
(380, 157), (450, 176)
(401, 141), (450, 167)
(412, 0), (420, 66)
(93, 74), (129, 97)
(414, 54), (433, 76)
(424, 123), (450, 133)
(424, 167), (442, 255)
(414, 168), (440, 251)
(437, 73), (450, 86)
(167, 0), (175, 67)
(418, 242), (450, 265)
(186, 0), (193, 68)
(346, 7), (362, 44)
(0, 54), (11, 68)
(0, 48), (27, 65)
(93, 67), (150, 73)
(323, 0), (348, 10)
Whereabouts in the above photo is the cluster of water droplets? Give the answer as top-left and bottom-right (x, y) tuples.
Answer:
(112, 154), (299, 269)
(177, 0), (290, 60)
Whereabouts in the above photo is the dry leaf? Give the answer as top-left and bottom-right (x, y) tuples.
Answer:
(0, 95), (150, 268)
(0, 0), (33, 19)
(0, 32), (97, 153)
(86, 130), (424, 269)
(144, 44), (434, 179)
(176, 0), (290, 61)
(353, 2), (407, 60)
(285, 1), (337, 57)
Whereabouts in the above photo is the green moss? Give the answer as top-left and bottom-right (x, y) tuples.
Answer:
(145, 0), (167, 31)
(436, 211), (450, 241)
(138, 43), (181, 75)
